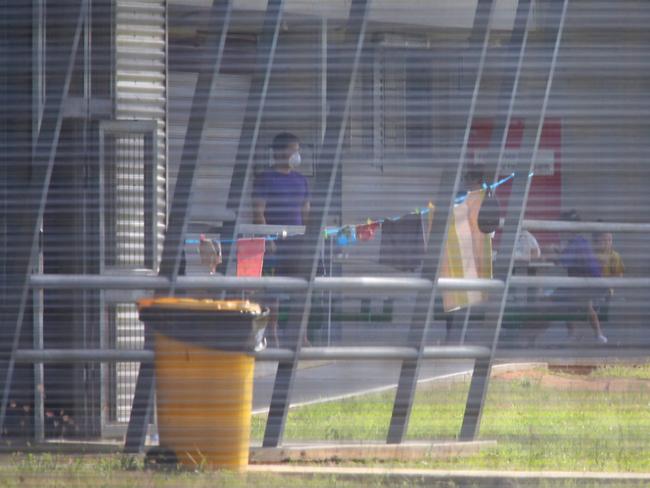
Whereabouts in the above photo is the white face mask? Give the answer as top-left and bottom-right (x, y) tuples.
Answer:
(288, 151), (302, 167)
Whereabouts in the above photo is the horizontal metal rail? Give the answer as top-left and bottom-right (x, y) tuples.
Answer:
(16, 350), (154, 363)
(192, 219), (650, 243)
(225, 219), (650, 235)
(29, 274), (650, 291)
(204, 220), (650, 236)
(509, 276), (650, 288)
(29, 274), (504, 292)
(17, 344), (650, 364)
(523, 219), (650, 233)
(14, 346), (491, 363)
(237, 223), (305, 236)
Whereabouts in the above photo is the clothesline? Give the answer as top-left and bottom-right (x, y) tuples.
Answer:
(194, 170), (508, 313)
(184, 171), (530, 246)
(324, 172), (518, 240)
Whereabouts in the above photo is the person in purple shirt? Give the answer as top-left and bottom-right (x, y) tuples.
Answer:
(253, 132), (310, 228)
(252, 132), (310, 347)
(559, 235), (602, 278)
(555, 210), (608, 344)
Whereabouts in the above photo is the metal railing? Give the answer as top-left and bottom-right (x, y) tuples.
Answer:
(18, 268), (649, 445)
(29, 269), (650, 292)
(15, 346), (493, 364)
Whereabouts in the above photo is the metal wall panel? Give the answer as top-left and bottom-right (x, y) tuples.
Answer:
(110, 0), (167, 429)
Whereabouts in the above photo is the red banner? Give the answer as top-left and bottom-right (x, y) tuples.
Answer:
(468, 118), (562, 249)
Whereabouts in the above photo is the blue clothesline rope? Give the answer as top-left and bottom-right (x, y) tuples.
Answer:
(185, 171), (531, 246)
(185, 235), (279, 245)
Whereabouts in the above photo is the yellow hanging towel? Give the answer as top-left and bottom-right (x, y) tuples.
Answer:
(428, 190), (493, 312)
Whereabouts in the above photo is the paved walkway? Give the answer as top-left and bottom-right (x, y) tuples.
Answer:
(252, 359), (475, 412)
(251, 360), (548, 413)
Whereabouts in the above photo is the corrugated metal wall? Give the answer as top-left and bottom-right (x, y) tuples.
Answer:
(114, 0), (167, 263)
(109, 0), (167, 426)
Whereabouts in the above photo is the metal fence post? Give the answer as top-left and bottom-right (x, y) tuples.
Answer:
(436, 0), (536, 441)
(0, 0), (87, 437)
(262, 0), (372, 448)
(386, 0), (496, 444)
(221, 0), (285, 276)
(487, 0), (534, 183)
(459, 0), (570, 442)
(123, 0), (234, 454)
(157, 0), (233, 286)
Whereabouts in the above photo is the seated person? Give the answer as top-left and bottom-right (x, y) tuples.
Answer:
(514, 229), (542, 263)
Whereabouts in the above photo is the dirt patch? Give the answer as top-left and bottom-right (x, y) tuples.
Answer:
(548, 364), (599, 375)
(540, 375), (650, 392)
(493, 368), (547, 382)
(493, 367), (650, 393)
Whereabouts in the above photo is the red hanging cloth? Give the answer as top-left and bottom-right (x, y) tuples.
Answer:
(236, 238), (266, 277)
(356, 222), (380, 242)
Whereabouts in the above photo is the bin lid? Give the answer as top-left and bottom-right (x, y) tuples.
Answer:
(137, 297), (262, 315)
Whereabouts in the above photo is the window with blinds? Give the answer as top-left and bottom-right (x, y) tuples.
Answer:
(99, 121), (157, 432)
(100, 122), (158, 271)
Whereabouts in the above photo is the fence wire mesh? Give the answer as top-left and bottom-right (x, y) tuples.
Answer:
(1, 0), (650, 484)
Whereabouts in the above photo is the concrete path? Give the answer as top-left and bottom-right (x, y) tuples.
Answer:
(253, 359), (491, 413)
(252, 360), (548, 413)
(250, 304), (648, 414)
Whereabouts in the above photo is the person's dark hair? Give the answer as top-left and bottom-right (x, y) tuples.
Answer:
(463, 166), (485, 187)
(560, 209), (581, 222)
(592, 219), (607, 242)
(272, 132), (300, 156)
(592, 231), (606, 242)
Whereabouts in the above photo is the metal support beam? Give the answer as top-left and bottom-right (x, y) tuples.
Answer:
(453, 0), (536, 441)
(262, 0), (371, 448)
(0, 0), (87, 437)
(32, 237), (45, 442)
(221, 0), (285, 276)
(123, 0), (234, 454)
(17, 341), (650, 364)
(158, 0), (233, 286)
(29, 274), (505, 292)
(386, 0), (496, 445)
(29, 273), (650, 292)
(459, 0), (569, 442)
(122, 325), (156, 453)
(488, 0), (534, 184)
(509, 276), (650, 289)
(523, 220), (650, 233)
(15, 345), (491, 364)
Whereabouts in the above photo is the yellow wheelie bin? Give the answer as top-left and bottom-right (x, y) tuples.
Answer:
(137, 298), (268, 471)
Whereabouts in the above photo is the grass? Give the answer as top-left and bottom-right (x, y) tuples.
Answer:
(0, 454), (646, 488)
(0, 454), (390, 488)
(1, 364), (649, 486)
(589, 362), (650, 380)
(251, 365), (650, 472)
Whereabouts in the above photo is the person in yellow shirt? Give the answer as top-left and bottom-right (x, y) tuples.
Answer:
(593, 231), (624, 324)
(593, 232), (624, 277)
